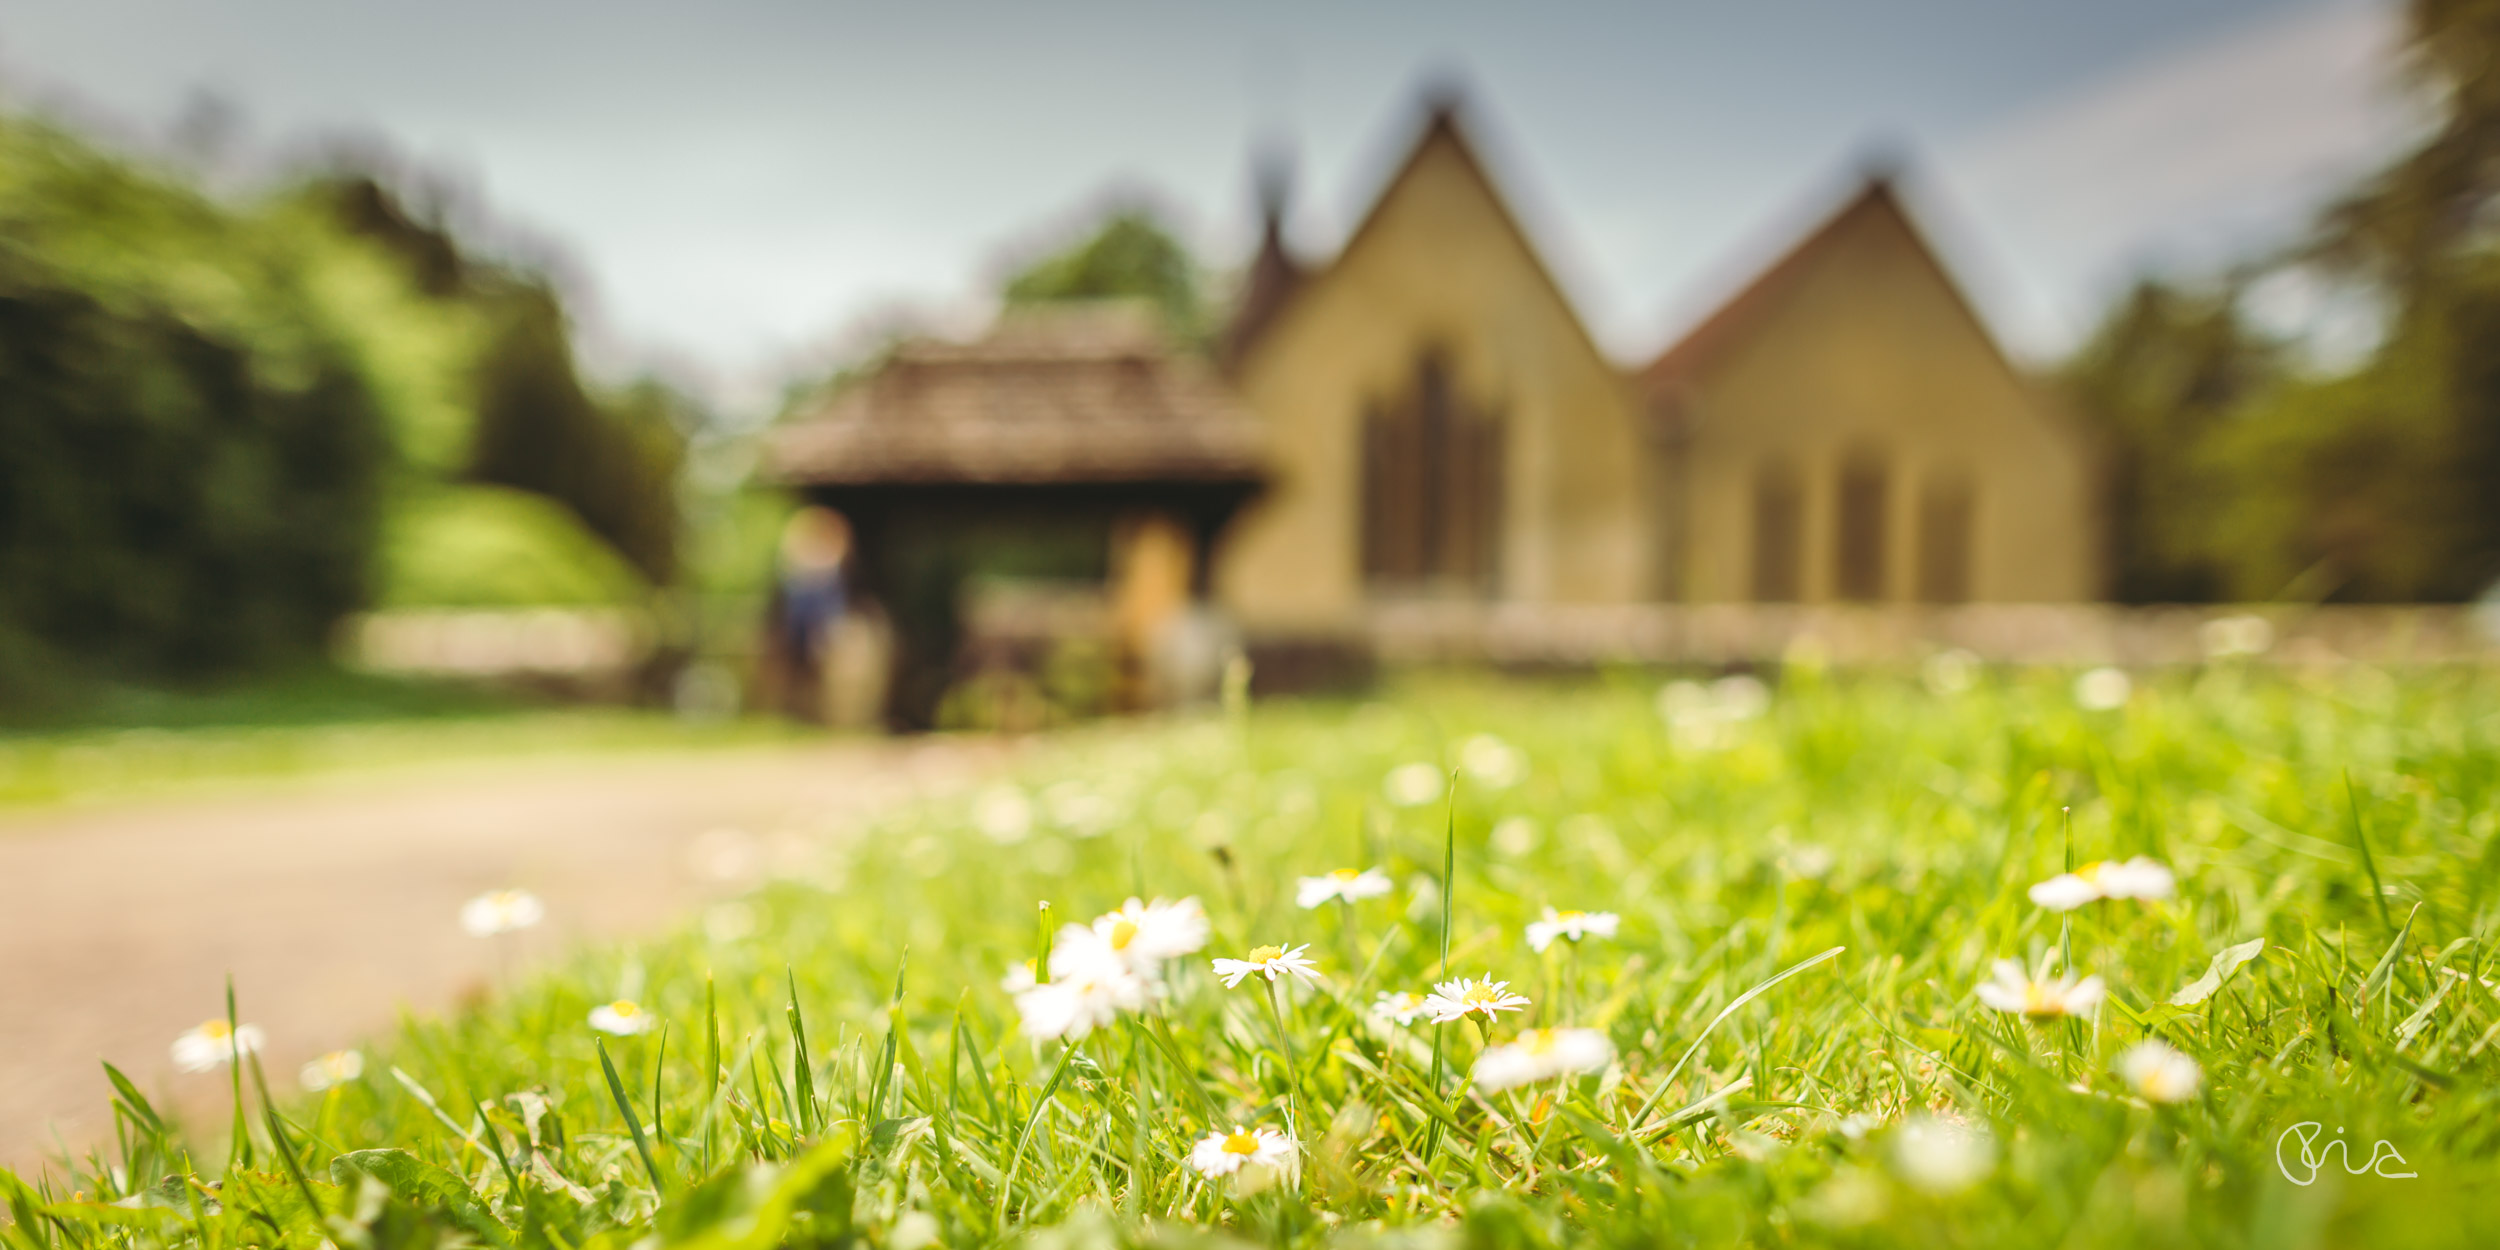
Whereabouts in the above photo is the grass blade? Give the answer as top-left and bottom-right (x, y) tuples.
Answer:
(595, 1037), (665, 1192)
(1629, 945), (1846, 1131)
(2344, 769), (2396, 933)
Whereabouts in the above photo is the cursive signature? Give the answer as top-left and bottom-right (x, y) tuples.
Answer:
(2275, 1123), (2417, 1185)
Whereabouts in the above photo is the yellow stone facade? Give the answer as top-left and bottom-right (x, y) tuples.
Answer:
(1217, 101), (2100, 637)
(1645, 183), (2099, 604)
(1218, 111), (1651, 632)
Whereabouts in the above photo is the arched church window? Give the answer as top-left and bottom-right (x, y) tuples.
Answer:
(1835, 447), (1889, 602)
(1750, 458), (1803, 603)
(1361, 350), (1502, 593)
(1917, 470), (1974, 604)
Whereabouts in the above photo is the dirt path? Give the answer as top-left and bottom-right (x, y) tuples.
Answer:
(0, 737), (1002, 1175)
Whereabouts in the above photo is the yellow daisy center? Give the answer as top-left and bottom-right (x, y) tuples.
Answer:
(1555, 909), (1586, 921)
(1110, 919), (1141, 950)
(2021, 984), (2058, 1014)
(199, 1020), (232, 1040)
(1246, 944), (1285, 963)
(1462, 983), (1505, 1005)
(1330, 868), (1362, 881)
(610, 1000), (640, 1017)
(1221, 1130), (1261, 1156)
(2075, 861), (2110, 884)
(1523, 1028), (1560, 1054)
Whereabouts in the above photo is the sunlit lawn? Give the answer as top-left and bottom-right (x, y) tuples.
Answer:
(0, 668), (796, 809)
(9, 664), (2499, 1248)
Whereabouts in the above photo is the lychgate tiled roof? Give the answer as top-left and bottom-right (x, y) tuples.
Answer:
(767, 305), (1268, 488)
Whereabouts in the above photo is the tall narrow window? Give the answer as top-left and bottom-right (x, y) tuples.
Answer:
(1361, 402), (1421, 578)
(1835, 449), (1888, 602)
(1750, 459), (1803, 602)
(1917, 472), (1974, 604)
(1361, 351), (1503, 593)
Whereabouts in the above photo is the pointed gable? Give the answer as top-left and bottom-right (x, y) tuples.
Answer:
(1642, 176), (2019, 397)
(1635, 168), (2099, 604)
(1283, 97), (1614, 372)
(1217, 90), (1651, 625)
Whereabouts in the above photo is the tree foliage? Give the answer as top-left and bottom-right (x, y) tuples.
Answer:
(2060, 281), (2270, 601)
(1003, 207), (1207, 344)
(2068, 0), (2500, 602)
(309, 175), (689, 587)
(0, 118), (390, 679)
(0, 114), (692, 690)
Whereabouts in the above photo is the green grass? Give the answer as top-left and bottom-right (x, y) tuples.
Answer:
(10, 665), (2500, 1248)
(0, 667), (797, 808)
(0, 664), (523, 733)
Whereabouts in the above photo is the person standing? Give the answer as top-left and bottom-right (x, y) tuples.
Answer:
(765, 506), (850, 721)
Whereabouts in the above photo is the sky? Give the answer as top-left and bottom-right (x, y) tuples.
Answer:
(0, 0), (2418, 411)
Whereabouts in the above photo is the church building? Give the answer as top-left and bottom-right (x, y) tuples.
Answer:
(1638, 178), (2099, 605)
(1217, 99), (1653, 640)
(1216, 92), (2098, 648)
(771, 88), (2105, 723)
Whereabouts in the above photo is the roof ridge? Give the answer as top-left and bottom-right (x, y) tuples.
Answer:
(1640, 176), (1905, 385)
(1226, 88), (1613, 372)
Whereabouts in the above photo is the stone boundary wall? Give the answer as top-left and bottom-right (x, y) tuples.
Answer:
(345, 609), (650, 677)
(1367, 603), (2500, 668)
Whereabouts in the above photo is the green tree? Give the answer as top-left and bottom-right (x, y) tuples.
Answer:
(1003, 207), (1207, 343)
(467, 285), (685, 586)
(2066, 0), (2500, 601)
(2061, 279), (2279, 601)
(0, 116), (391, 683)
(2270, 0), (2500, 596)
(306, 173), (692, 592)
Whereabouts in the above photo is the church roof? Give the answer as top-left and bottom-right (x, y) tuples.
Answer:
(766, 304), (1268, 488)
(1641, 175), (2012, 392)
(1222, 92), (1612, 373)
(1217, 153), (1307, 377)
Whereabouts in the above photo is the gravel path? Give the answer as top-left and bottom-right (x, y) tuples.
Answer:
(0, 737), (999, 1175)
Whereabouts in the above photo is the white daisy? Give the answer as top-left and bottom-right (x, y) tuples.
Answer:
(1891, 1115), (1995, 1194)
(171, 1020), (265, 1073)
(1296, 868), (1394, 909)
(1418, 976), (1533, 1023)
(1086, 896), (1210, 968)
(1923, 648), (1981, 695)
(1470, 1027), (1613, 1092)
(1459, 735), (1526, 788)
(1186, 1124), (1298, 1193)
(1491, 816), (1540, 856)
(2027, 858), (2176, 911)
(459, 889), (545, 937)
(2118, 1040), (2202, 1104)
(2073, 666), (2133, 710)
(2200, 614), (2274, 659)
(588, 999), (657, 1035)
(1524, 906), (1620, 952)
(1711, 674), (1770, 721)
(973, 786), (1033, 843)
(1012, 959), (1152, 1041)
(1210, 944), (1324, 988)
(1383, 762), (1444, 807)
(1974, 959), (2105, 1019)
(1372, 990), (1431, 1025)
(299, 1049), (364, 1092)
(1657, 676), (1772, 749)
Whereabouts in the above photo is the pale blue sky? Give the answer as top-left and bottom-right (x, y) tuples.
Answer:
(0, 1), (2413, 407)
